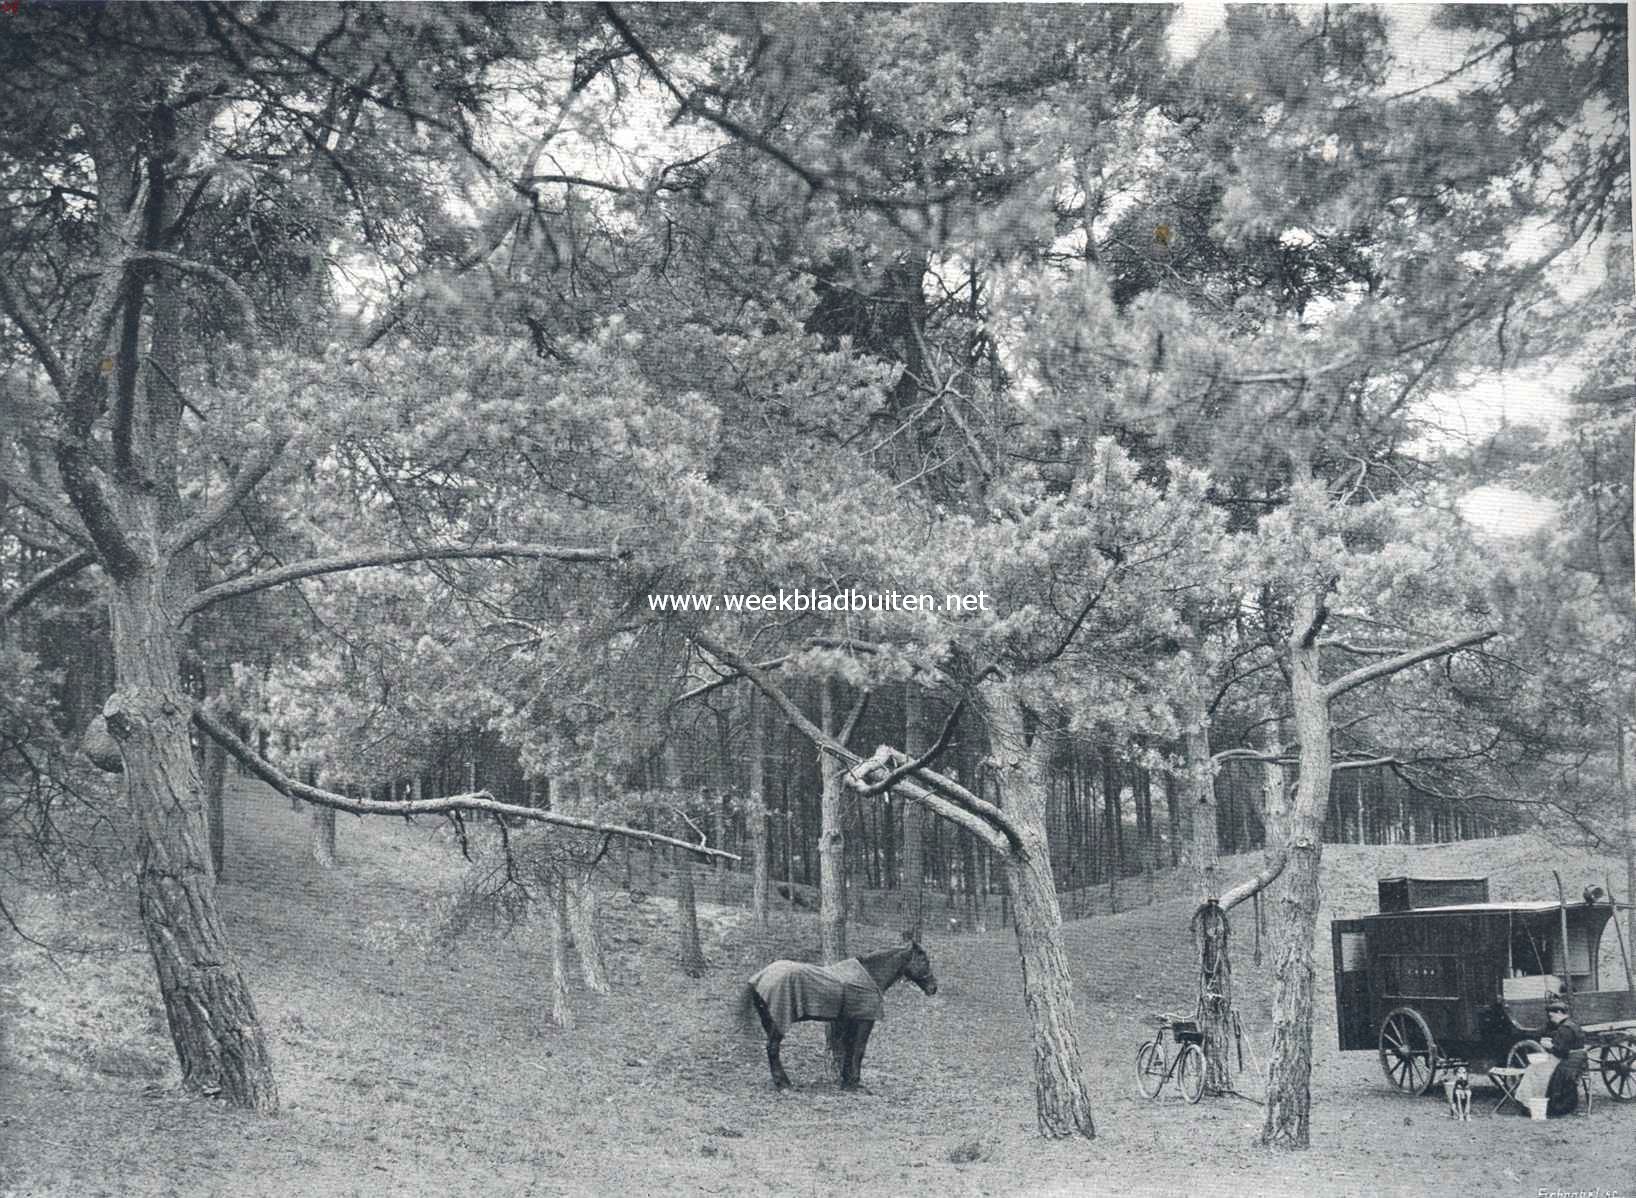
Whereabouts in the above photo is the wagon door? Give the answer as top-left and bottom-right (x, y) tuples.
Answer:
(1333, 920), (1374, 1050)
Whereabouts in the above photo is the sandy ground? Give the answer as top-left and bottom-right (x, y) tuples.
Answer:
(2, 780), (1632, 1197)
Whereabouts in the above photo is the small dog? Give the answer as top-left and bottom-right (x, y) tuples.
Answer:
(1445, 1064), (1472, 1121)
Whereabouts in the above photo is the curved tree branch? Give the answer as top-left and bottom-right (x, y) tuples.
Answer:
(192, 705), (736, 860)
(1, 550), (96, 624)
(183, 541), (625, 617)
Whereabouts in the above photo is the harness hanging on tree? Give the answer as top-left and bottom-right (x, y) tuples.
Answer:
(1252, 888), (1264, 967)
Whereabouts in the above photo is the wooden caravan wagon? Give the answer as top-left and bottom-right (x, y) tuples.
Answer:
(1331, 876), (1636, 1102)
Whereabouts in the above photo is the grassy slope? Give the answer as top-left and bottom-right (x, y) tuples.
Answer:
(1, 778), (1632, 1197)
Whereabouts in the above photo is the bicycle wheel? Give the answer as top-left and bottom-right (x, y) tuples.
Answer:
(1136, 1039), (1168, 1099)
(1177, 1042), (1207, 1104)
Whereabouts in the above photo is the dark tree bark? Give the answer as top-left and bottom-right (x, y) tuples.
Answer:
(992, 701), (1095, 1139)
(106, 577), (279, 1112)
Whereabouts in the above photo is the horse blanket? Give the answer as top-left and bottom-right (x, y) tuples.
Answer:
(748, 958), (884, 1034)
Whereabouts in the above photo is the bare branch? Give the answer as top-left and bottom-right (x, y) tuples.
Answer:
(126, 251), (262, 343)
(1324, 628), (1498, 703)
(1217, 850), (1289, 911)
(164, 435), (291, 560)
(0, 273), (71, 397)
(0, 466), (92, 550)
(183, 541), (624, 617)
(192, 706), (736, 860)
(1317, 639), (1405, 657)
(1, 550), (96, 624)
(856, 698), (964, 796)
(839, 689), (870, 744)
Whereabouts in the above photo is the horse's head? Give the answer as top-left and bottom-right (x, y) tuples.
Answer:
(902, 938), (938, 996)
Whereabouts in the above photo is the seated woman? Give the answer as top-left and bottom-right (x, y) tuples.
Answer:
(1537, 998), (1588, 1117)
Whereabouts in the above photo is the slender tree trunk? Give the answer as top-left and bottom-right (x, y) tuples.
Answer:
(554, 779), (609, 993)
(1260, 589), (1329, 1149)
(992, 698), (1095, 1139)
(567, 878), (610, 994)
(1185, 682), (1219, 897)
(675, 846), (706, 977)
(106, 575), (278, 1112)
(818, 681), (847, 962)
(663, 747), (706, 977)
(1166, 772), (1182, 868)
(748, 692), (770, 928)
(902, 687), (928, 935)
(548, 871), (574, 1028)
(311, 800), (337, 869)
(1103, 754), (1120, 913)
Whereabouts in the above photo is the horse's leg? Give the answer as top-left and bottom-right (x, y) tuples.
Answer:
(751, 990), (793, 1089)
(841, 1020), (873, 1090)
(767, 1033), (793, 1090)
(827, 1019), (851, 1083)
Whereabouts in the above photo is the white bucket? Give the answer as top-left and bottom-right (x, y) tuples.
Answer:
(1528, 1096), (1549, 1121)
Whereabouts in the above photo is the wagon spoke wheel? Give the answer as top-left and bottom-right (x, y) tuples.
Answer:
(1135, 1040), (1167, 1100)
(1507, 1039), (1545, 1071)
(1379, 1007), (1439, 1095)
(1599, 1040), (1636, 1102)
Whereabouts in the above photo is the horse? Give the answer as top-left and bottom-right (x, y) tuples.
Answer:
(740, 938), (937, 1090)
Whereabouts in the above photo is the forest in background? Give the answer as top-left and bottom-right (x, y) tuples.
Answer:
(0, 2), (1629, 1150)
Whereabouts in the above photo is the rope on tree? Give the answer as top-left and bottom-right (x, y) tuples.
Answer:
(1189, 897), (1263, 1104)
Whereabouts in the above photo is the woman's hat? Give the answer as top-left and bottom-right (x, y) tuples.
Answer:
(1546, 997), (1569, 1013)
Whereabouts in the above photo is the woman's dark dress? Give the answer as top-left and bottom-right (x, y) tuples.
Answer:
(1541, 1018), (1587, 1117)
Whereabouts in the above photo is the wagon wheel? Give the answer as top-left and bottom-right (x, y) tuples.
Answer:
(1507, 1039), (1545, 1071)
(1599, 1039), (1636, 1102)
(1135, 1039), (1168, 1100)
(1379, 1007), (1439, 1095)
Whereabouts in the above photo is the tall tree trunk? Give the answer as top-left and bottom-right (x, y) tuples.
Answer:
(748, 691), (769, 928)
(992, 698), (1095, 1139)
(1103, 754), (1121, 913)
(106, 576), (278, 1112)
(311, 800), (337, 868)
(567, 878), (610, 994)
(307, 771), (337, 870)
(902, 687), (928, 935)
(818, 681), (847, 962)
(674, 845), (706, 977)
(1260, 589), (1329, 1149)
(557, 779), (609, 993)
(663, 747), (706, 977)
(1184, 682), (1219, 896)
(548, 871), (574, 1028)
(1166, 772), (1182, 868)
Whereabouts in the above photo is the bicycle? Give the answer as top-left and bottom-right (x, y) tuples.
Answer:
(1135, 1012), (1207, 1104)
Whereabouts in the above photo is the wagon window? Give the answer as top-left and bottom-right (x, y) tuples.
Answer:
(1381, 953), (1460, 999)
(1339, 932), (1366, 972)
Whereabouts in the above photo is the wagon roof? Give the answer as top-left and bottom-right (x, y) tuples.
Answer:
(1365, 900), (1602, 915)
